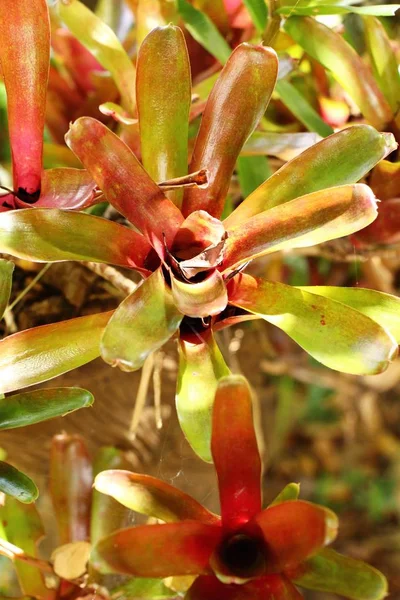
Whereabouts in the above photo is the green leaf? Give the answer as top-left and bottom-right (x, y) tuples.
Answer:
(0, 388), (93, 430)
(237, 156), (272, 198)
(278, 4), (400, 16)
(177, 332), (230, 462)
(182, 44), (278, 219)
(291, 548), (387, 600)
(177, 0), (231, 64)
(269, 483), (300, 506)
(284, 16), (392, 129)
(223, 184), (379, 270)
(225, 125), (397, 223)
(58, 0), (136, 113)
(0, 462), (38, 504)
(137, 25), (191, 209)
(0, 311), (112, 394)
(0, 209), (151, 271)
(275, 80), (334, 137)
(112, 577), (174, 600)
(243, 0), (268, 32)
(229, 275), (398, 375)
(0, 260), (13, 320)
(297, 286), (400, 343)
(241, 131), (322, 161)
(364, 16), (400, 115)
(101, 269), (182, 371)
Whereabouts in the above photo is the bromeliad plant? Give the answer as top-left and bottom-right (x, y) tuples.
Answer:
(1, 25), (400, 462)
(91, 375), (387, 600)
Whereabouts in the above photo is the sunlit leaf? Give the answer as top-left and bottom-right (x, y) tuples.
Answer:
(171, 271), (228, 318)
(112, 577), (174, 600)
(0, 311), (112, 394)
(0, 463), (38, 504)
(212, 376), (261, 530)
(225, 125), (396, 223)
(229, 274), (398, 375)
(0, 0), (49, 196)
(91, 521), (221, 576)
(285, 17), (392, 129)
(136, 0), (179, 47)
(0, 209), (151, 271)
(278, 4), (400, 16)
(298, 286), (400, 344)
(289, 548), (387, 600)
(101, 269), (182, 371)
(137, 25), (191, 208)
(66, 117), (183, 255)
(269, 483), (300, 506)
(50, 434), (92, 545)
(223, 184), (378, 269)
(243, 0), (268, 32)
(183, 43), (278, 219)
(177, 0), (231, 64)
(363, 16), (400, 115)
(241, 131), (321, 161)
(0, 260), (13, 320)
(275, 80), (333, 137)
(177, 332), (230, 462)
(58, 0), (136, 113)
(51, 541), (91, 580)
(94, 469), (219, 523)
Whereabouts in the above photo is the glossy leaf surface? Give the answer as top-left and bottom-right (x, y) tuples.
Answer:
(242, 132), (322, 161)
(285, 17), (392, 129)
(186, 574), (303, 599)
(226, 126), (396, 223)
(212, 376), (261, 530)
(0, 209), (151, 270)
(253, 501), (337, 571)
(92, 522), (221, 576)
(0, 463), (38, 504)
(183, 44), (278, 219)
(224, 184), (378, 270)
(0, 388), (93, 430)
(20, 168), (97, 210)
(0, 311), (112, 394)
(66, 117), (183, 254)
(289, 548), (387, 600)
(58, 0), (136, 113)
(171, 271), (228, 318)
(0, 0), (49, 195)
(50, 434), (92, 545)
(177, 333), (230, 462)
(137, 25), (191, 208)
(229, 274), (397, 374)
(94, 470), (219, 523)
(101, 269), (182, 371)
(298, 287), (400, 343)
(0, 260), (13, 320)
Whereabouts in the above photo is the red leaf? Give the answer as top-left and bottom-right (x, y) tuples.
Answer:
(186, 574), (303, 599)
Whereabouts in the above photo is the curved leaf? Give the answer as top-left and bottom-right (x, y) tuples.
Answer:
(289, 548), (387, 600)
(225, 125), (397, 223)
(0, 311), (112, 394)
(242, 131), (322, 161)
(171, 271), (228, 318)
(58, 0), (136, 113)
(94, 469), (219, 524)
(182, 43), (278, 219)
(176, 332), (230, 462)
(223, 184), (378, 270)
(0, 209), (151, 271)
(229, 274), (398, 375)
(285, 17), (392, 129)
(0, 260), (13, 320)
(66, 117), (183, 255)
(92, 522), (221, 576)
(212, 376), (262, 530)
(101, 269), (182, 371)
(0, 462), (38, 504)
(269, 483), (300, 506)
(186, 574), (303, 600)
(275, 80), (333, 137)
(298, 286), (400, 343)
(0, 0), (49, 196)
(0, 388), (93, 430)
(137, 25), (191, 208)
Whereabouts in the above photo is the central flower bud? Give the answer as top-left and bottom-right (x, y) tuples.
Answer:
(165, 210), (229, 319)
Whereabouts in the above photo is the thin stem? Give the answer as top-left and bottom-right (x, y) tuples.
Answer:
(7, 263), (52, 312)
(83, 262), (138, 295)
(129, 353), (155, 436)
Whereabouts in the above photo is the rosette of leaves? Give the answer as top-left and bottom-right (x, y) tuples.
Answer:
(0, 260), (93, 503)
(0, 25), (399, 462)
